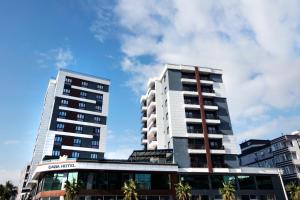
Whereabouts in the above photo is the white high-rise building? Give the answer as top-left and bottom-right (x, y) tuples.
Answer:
(140, 64), (239, 172)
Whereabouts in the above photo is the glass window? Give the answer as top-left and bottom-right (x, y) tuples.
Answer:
(58, 111), (66, 118)
(77, 113), (85, 121)
(73, 138), (81, 146)
(75, 125), (83, 133)
(56, 123), (64, 130)
(67, 172), (78, 183)
(63, 88), (70, 95)
(52, 150), (60, 156)
(61, 99), (69, 106)
(97, 84), (104, 90)
(181, 175), (209, 189)
(94, 128), (101, 134)
(94, 116), (101, 123)
(72, 152), (80, 158)
(256, 176), (273, 190)
(96, 94), (103, 101)
(91, 153), (98, 159)
(92, 140), (99, 147)
(80, 91), (87, 98)
(54, 136), (62, 145)
(237, 176), (256, 190)
(95, 105), (102, 112)
(65, 78), (72, 84)
(135, 174), (151, 190)
(42, 173), (66, 191)
(81, 81), (88, 87)
(79, 102), (86, 109)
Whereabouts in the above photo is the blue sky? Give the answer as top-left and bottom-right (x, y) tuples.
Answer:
(1, 0), (300, 184)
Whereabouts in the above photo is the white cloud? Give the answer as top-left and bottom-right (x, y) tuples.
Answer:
(3, 140), (21, 145)
(37, 47), (75, 69)
(113, 0), (300, 141)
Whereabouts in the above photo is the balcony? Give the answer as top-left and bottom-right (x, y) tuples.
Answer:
(147, 113), (156, 124)
(141, 116), (147, 122)
(141, 138), (148, 145)
(141, 128), (147, 133)
(148, 140), (158, 150)
(147, 127), (157, 139)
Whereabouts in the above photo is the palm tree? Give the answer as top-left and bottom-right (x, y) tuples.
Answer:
(175, 181), (192, 200)
(219, 181), (235, 200)
(286, 182), (300, 200)
(122, 179), (138, 200)
(64, 178), (81, 200)
(0, 181), (18, 200)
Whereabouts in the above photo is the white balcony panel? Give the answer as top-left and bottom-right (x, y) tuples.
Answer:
(202, 92), (216, 97)
(141, 128), (147, 132)
(204, 105), (218, 110)
(141, 139), (148, 144)
(147, 102), (156, 113)
(61, 145), (102, 152)
(48, 130), (93, 139)
(148, 141), (157, 150)
(141, 106), (147, 111)
(57, 118), (103, 127)
(142, 117), (147, 122)
(178, 168), (209, 173)
(210, 149), (226, 154)
(185, 118), (201, 123)
(147, 114), (157, 124)
(206, 119), (221, 124)
(59, 106), (104, 116)
(208, 134), (223, 139)
(200, 80), (214, 85)
(182, 91), (198, 96)
(58, 95), (96, 104)
(71, 85), (104, 94)
(184, 104), (218, 111)
(181, 78), (196, 83)
(187, 133), (204, 138)
(188, 149), (206, 154)
(147, 127), (157, 138)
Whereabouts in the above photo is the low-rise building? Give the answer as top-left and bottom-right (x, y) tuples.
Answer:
(239, 130), (300, 184)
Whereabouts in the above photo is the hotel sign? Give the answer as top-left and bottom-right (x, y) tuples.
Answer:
(47, 163), (77, 170)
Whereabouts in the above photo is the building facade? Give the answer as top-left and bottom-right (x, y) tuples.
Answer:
(239, 130), (300, 184)
(23, 66), (287, 200)
(140, 64), (239, 172)
(28, 69), (110, 181)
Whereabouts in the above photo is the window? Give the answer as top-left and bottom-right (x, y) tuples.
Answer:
(237, 176), (256, 190)
(165, 113), (168, 120)
(97, 84), (104, 90)
(61, 99), (69, 106)
(72, 152), (80, 158)
(77, 113), (85, 121)
(80, 91), (87, 98)
(165, 99), (167, 107)
(52, 150), (60, 157)
(135, 174), (151, 190)
(81, 81), (88, 87)
(207, 126), (217, 134)
(94, 128), (100, 135)
(54, 136), (62, 145)
(78, 102), (85, 109)
(94, 116), (101, 123)
(73, 138), (81, 146)
(96, 94), (103, 101)
(63, 88), (70, 95)
(164, 87), (167, 94)
(91, 153), (98, 159)
(91, 140), (99, 147)
(65, 78), (72, 84)
(95, 105), (102, 112)
(167, 127), (169, 134)
(75, 126), (83, 133)
(58, 111), (66, 118)
(56, 123), (64, 130)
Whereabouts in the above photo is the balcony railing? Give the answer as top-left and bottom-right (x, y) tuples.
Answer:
(182, 74), (195, 79)
(187, 128), (203, 133)
(191, 162), (208, 168)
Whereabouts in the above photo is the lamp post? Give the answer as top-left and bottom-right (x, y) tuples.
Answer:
(278, 168), (288, 200)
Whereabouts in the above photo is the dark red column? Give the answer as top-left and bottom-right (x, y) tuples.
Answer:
(194, 67), (213, 173)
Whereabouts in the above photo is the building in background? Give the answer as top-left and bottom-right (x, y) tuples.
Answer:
(239, 130), (300, 184)
(28, 69), (110, 182)
(17, 164), (31, 200)
(22, 65), (286, 200)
